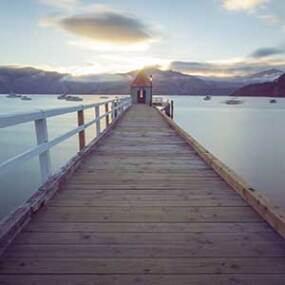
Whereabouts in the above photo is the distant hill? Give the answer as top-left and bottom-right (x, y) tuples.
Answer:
(0, 66), (282, 95)
(247, 69), (283, 81)
(199, 69), (283, 84)
(232, 73), (285, 97)
(0, 67), (66, 94)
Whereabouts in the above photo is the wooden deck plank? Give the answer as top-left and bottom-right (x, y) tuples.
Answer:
(4, 243), (285, 258)
(13, 231), (282, 245)
(1, 104), (285, 284)
(48, 199), (247, 207)
(1, 275), (285, 285)
(29, 206), (262, 223)
(23, 222), (272, 233)
(2, 257), (285, 274)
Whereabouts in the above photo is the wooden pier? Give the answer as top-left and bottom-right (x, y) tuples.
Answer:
(1, 104), (285, 284)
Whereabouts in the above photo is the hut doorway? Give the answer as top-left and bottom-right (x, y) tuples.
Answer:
(137, 89), (146, 104)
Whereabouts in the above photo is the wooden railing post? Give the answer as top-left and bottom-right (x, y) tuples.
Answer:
(35, 118), (52, 183)
(95, 105), (101, 137)
(118, 100), (122, 116)
(111, 101), (115, 122)
(105, 103), (109, 127)
(114, 100), (118, 118)
(77, 109), (85, 150)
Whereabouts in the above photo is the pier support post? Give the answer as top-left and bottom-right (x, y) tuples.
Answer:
(105, 103), (110, 128)
(95, 105), (101, 137)
(171, 100), (174, 119)
(77, 109), (85, 150)
(35, 118), (52, 183)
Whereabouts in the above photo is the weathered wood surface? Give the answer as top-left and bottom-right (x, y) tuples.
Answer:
(1, 105), (285, 284)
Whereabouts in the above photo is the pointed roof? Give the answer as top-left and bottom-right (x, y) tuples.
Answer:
(131, 70), (152, 87)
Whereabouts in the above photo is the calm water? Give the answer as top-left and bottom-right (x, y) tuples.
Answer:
(171, 96), (285, 211)
(0, 95), (285, 219)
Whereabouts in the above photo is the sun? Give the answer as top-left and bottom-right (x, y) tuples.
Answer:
(66, 56), (171, 76)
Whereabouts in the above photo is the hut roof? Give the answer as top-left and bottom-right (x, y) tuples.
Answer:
(131, 70), (152, 87)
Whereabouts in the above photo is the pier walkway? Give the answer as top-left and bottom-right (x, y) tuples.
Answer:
(1, 105), (285, 284)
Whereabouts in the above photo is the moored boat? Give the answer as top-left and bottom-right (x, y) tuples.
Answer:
(203, 95), (211, 101)
(21, 95), (32, 101)
(224, 98), (243, 105)
(65, 95), (83, 102)
(57, 93), (67, 100)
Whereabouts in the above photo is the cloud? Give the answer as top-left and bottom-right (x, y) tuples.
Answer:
(170, 61), (237, 77)
(250, 47), (285, 58)
(170, 56), (285, 78)
(170, 45), (285, 77)
(57, 12), (153, 44)
(222, 0), (269, 11)
(222, 1), (285, 33)
(42, 10), (156, 47)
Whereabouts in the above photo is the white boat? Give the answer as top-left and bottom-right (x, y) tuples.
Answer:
(65, 95), (83, 102)
(224, 98), (243, 105)
(6, 92), (21, 98)
(21, 95), (32, 101)
(203, 95), (211, 101)
(57, 93), (67, 100)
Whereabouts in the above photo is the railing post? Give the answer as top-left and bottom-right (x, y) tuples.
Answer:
(95, 105), (101, 137)
(118, 100), (122, 116)
(77, 109), (85, 150)
(105, 103), (109, 128)
(35, 118), (52, 183)
(111, 101), (115, 122)
(114, 100), (118, 118)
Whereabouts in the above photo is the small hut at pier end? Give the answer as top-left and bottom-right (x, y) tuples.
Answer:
(131, 70), (152, 106)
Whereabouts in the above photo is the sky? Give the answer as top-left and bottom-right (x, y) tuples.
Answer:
(0, 0), (284, 77)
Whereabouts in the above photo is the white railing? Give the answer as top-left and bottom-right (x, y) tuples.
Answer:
(152, 97), (164, 105)
(0, 97), (132, 184)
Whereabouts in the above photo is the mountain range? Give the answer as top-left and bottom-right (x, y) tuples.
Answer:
(232, 73), (285, 97)
(0, 66), (283, 95)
